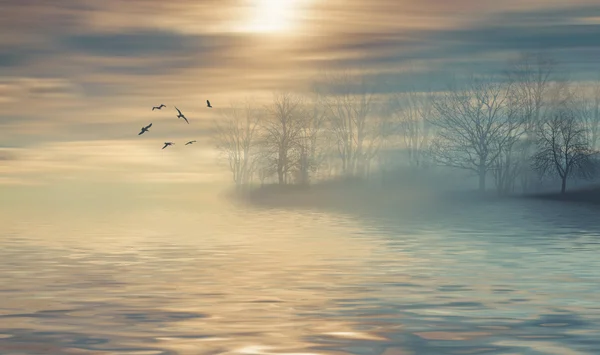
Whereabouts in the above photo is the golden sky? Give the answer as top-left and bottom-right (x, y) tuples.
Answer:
(2, 0), (600, 185)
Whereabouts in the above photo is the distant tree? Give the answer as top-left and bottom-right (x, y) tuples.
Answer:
(429, 74), (520, 192)
(504, 52), (557, 192)
(254, 147), (277, 187)
(576, 77), (600, 150)
(491, 86), (527, 195)
(388, 87), (434, 167)
(295, 91), (327, 185)
(532, 105), (597, 194)
(262, 92), (305, 185)
(212, 100), (261, 188)
(318, 69), (377, 178)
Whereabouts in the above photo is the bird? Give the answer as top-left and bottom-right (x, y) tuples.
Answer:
(206, 100), (212, 108)
(162, 142), (174, 149)
(185, 140), (196, 145)
(175, 106), (189, 124)
(152, 104), (166, 111)
(138, 123), (152, 135)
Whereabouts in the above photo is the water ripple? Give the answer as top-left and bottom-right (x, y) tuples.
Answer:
(1, 196), (600, 354)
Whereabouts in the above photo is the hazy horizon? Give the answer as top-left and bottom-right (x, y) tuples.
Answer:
(3, 0), (600, 187)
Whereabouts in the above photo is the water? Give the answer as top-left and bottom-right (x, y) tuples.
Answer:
(1, 184), (600, 355)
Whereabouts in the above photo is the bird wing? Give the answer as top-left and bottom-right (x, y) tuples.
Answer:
(207, 100), (210, 105)
(152, 107), (156, 110)
(183, 116), (189, 124)
(162, 144), (167, 149)
(175, 106), (182, 115)
(138, 130), (144, 135)
(146, 123), (152, 129)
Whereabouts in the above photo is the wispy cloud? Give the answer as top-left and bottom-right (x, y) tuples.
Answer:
(0, 140), (225, 185)
(2, 0), (600, 183)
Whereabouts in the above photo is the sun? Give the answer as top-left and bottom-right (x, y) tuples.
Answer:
(239, 0), (299, 34)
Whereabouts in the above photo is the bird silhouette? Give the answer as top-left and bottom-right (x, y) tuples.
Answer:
(175, 106), (189, 124)
(138, 123), (152, 135)
(185, 140), (196, 145)
(162, 142), (174, 149)
(152, 104), (166, 111)
(206, 100), (212, 108)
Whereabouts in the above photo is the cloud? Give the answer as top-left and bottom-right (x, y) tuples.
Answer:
(3, 0), (600, 148)
(0, 148), (19, 161)
(0, 140), (226, 185)
(297, 4), (600, 94)
(302, 5), (600, 68)
(62, 30), (208, 58)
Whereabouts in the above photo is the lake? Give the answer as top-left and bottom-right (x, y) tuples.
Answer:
(1, 183), (600, 355)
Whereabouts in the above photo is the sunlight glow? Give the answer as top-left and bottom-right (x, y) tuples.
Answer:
(240, 0), (298, 33)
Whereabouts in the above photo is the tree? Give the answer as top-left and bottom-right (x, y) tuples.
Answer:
(262, 92), (305, 185)
(532, 105), (597, 194)
(504, 52), (557, 192)
(491, 85), (527, 195)
(576, 77), (600, 150)
(212, 100), (261, 188)
(294, 91), (327, 185)
(491, 126), (526, 195)
(429, 74), (520, 192)
(387, 88), (434, 167)
(318, 69), (377, 178)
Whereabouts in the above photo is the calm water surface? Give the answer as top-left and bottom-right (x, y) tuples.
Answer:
(1, 186), (600, 355)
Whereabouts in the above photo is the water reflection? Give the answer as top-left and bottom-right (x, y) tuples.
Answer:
(1, 191), (600, 354)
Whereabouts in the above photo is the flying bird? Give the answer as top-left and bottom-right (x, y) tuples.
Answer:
(185, 140), (196, 145)
(162, 142), (174, 149)
(206, 100), (212, 108)
(175, 106), (189, 124)
(152, 104), (166, 111)
(138, 123), (152, 135)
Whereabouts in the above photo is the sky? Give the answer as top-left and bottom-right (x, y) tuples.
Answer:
(2, 0), (600, 186)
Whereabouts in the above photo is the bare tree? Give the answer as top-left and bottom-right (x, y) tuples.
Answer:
(505, 52), (556, 192)
(318, 69), (377, 178)
(262, 92), (305, 185)
(576, 77), (600, 150)
(532, 104), (597, 193)
(254, 147), (278, 187)
(388, 88), (434, 167)
(491, 86), (527, 195)
(362, 106), (390, 179)
(212, 100), (261, 188)
(294, 91), (328, 185)
(491, 123), (526, 195)
(429, 74), (520, 192)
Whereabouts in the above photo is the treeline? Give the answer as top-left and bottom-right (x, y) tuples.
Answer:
(211, 52), (600, 195)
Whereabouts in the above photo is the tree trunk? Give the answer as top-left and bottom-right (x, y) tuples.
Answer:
(277, 164), (284, 185)
(478, 168), (486, 192)
(561, 177), (567, 194)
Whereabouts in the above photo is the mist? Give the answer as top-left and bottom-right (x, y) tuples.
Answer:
(4, 1), (600, 354)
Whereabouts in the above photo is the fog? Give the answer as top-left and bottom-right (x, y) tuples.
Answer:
(4, 1), (600, 353)
(4, 57), (600, 354)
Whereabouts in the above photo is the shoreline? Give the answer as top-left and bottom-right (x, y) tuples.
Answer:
(522, 186), (600, 206)
(230, 179), (600, 216)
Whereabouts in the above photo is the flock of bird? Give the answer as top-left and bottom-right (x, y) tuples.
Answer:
(138, 100), (213, 149)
